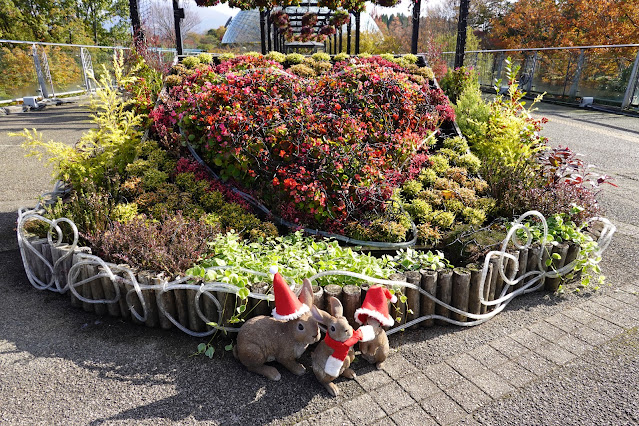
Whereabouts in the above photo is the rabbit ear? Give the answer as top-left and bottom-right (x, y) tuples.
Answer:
(311, 305), (333, 325)
(298, 278), (313, 308)
(328, 296), (343, 318)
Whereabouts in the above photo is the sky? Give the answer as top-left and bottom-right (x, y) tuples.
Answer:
(187, 0), (424, 33)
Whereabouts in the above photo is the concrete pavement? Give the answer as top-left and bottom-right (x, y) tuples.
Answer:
(0, 101), (638, 425)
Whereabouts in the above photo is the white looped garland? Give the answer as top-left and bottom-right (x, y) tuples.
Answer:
(17, 188), (616, 337)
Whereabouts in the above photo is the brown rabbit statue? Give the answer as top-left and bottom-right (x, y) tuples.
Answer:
(311, 296), (375, 397)
(354, 285), (397, 369)
(233, 267), (321, 381)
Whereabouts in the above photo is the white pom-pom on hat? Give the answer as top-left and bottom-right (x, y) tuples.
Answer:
(269, 265), (278, 274)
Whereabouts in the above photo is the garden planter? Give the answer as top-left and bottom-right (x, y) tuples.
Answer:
(324, 284), (343, 306)
(405, 271), (421, 329)
(342, 285), (361, 328)
(98, 266), (121, 317)
(172, 288), (191, 328)
(435, 269), (453, 324)
(466, 264), (483, 317)
(155, 278), (176, 330)
(389, 273), (407, 326)
(312, 285), (325, 312)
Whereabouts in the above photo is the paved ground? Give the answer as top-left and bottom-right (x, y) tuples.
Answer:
(0, 101), (638, 425)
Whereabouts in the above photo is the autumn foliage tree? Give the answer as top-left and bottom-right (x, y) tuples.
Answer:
(489, 0), (639, 48)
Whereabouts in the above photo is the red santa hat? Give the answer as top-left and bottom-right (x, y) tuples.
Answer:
(354, 285), (397, 327)
(269, 266), (309, 321)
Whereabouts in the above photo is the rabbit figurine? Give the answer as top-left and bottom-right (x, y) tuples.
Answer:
(354, 285), (396, 369)
(311, 296), (375, 397)
(233, 273), (321, 381)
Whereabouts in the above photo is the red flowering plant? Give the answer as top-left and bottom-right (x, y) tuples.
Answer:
(270, 10), (290, 30)
(329, 10), (350, 27)
(301, 12), (318, 27)
(156, 56), (455, 237)
(319, 25), (337, 36)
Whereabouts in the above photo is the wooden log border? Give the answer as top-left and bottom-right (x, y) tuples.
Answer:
(16, 209), (617, 337)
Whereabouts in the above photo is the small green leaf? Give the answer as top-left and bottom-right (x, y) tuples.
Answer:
(197, 343), (206, 353)
(552, 253), (562, 260)
(237, 287), (250, 299)
(545, 258), (552, 267)
(205, 346), (215, 358)
(236, 304), (246, 313)
(225, 343), (234, 351)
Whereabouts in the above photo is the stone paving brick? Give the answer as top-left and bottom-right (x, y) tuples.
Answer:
(367, 416), (395, 426)
(572, 324), (609, 346)
(508, 328), (550, 350)
(420, 390), (466, 425)
(493, 360), (536, 388)
(467, 344), (508, 368)
(544, 313), (583, 333)
(370, 381), (416, 416)
(423, 362), (466, 390)
(390, 404), (436, 425)
(554, 333), (593, 356)
(355, 368), (393, 392)
(532, 342), (577, 365)
(587, 317), (624, 337)
(488, 335), (529, 360)
(528, 320), (567, 342)
(579, 300), (616, 319)
(467, 369), (515, 399)
(562, 307), (598, 324)
(445, 353), (490, 379)
(444, 377), (492, 413)
(599, 310), (638, 329)
(515, 350), (556, 377)
(300, 407), (354, 425)
(608, 289), (639, 307)
(342, 393), (388, 425)
(381, 353), (418, 380)
(605, 291), (637, 307)
(457, 414), (482, 425)
(397, 372), (440, 401)
(619, 306), (639, 321)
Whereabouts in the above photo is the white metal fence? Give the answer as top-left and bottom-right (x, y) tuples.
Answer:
(442, 44), (639, 111)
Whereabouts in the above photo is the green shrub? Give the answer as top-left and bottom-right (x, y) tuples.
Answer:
(198, 53), (213, 64)
(112, 203), (139, 223)
(437, 148), (458, 161)
(164, 74), (183, 87)
(380, 53), (395, 62)
(411, 67), (434, 80)
(285, 53), (304, 64)
(418, 189), (443, 206)
(314, 61), (332, 75)
(218, 52), (235, 62)
(200, 190), (226, 212)
(245, 51), (261, 57)
(443, 199), (464, 213)
(439, 66), (478, 104)
(346, 218), (408, 243)
(417, 223), (442, 246)
(265, 51), (286, 63)
(142, 169), (168, 190)
(334, 53), (349, 61)
(182, 55), (201, 68)
(403, 54), (418, 64)
(312, 52), (331, 62)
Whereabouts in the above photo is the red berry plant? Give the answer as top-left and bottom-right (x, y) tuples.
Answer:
(153, 55), (455, 239)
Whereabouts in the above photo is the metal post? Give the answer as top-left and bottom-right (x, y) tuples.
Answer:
(525, 51), (538, 92)
(411, 0), (421, 54)
(267, 10), (272, 52)
(338, 29), (342, 53)
(259, 10), (267, 55)
(172, 0), (184, 56)
(494, 52), (505, 87)
(355, 12), (360, 55)
(347, 16), (351, 55)
(621, 49), (639, 110)
(31, 44), (49, 98)
(129, 0), (144, 45)
(568, 49), (586, 98)
(454, 0), (470, 68)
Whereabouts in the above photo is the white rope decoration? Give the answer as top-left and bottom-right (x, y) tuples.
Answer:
(17, 191), (616, 338)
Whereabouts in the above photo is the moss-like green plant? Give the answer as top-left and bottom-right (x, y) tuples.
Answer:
(457, 153), (482, 174)
(406, 199), (433, 223)
(358, 52), (372, 59)
(428, 210), (455, 229)
(285, 53), (304, 64)
(312, 52), (331, 62)
(347, 218), (408, 243)
(334, 52), (349, 61)
(445, 167), (469, 186)
(265, 51), (286, 63)
(164, 74), (183, 87)
(438, 148), (458, 161)
(182, 55), (201, 68)
(443, 199), (465, 214)
(380, 53), (395, 62)
(429, 154), (450, 175)
(419, 169), (438, 187)
(442, 136), (469, 154)
(245, 51), (261, 57)
(142, 169), (168, 190)
(461, 207), (486, 226)
(289, 64), (316, 77)
(417, 223), (442, 246)
(401, 179), (423, 199)
(200, 190), (226, 213)
(314, 61), (332, 75)
(418, 188), (443, 206)
(411, 67), (434, 80)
